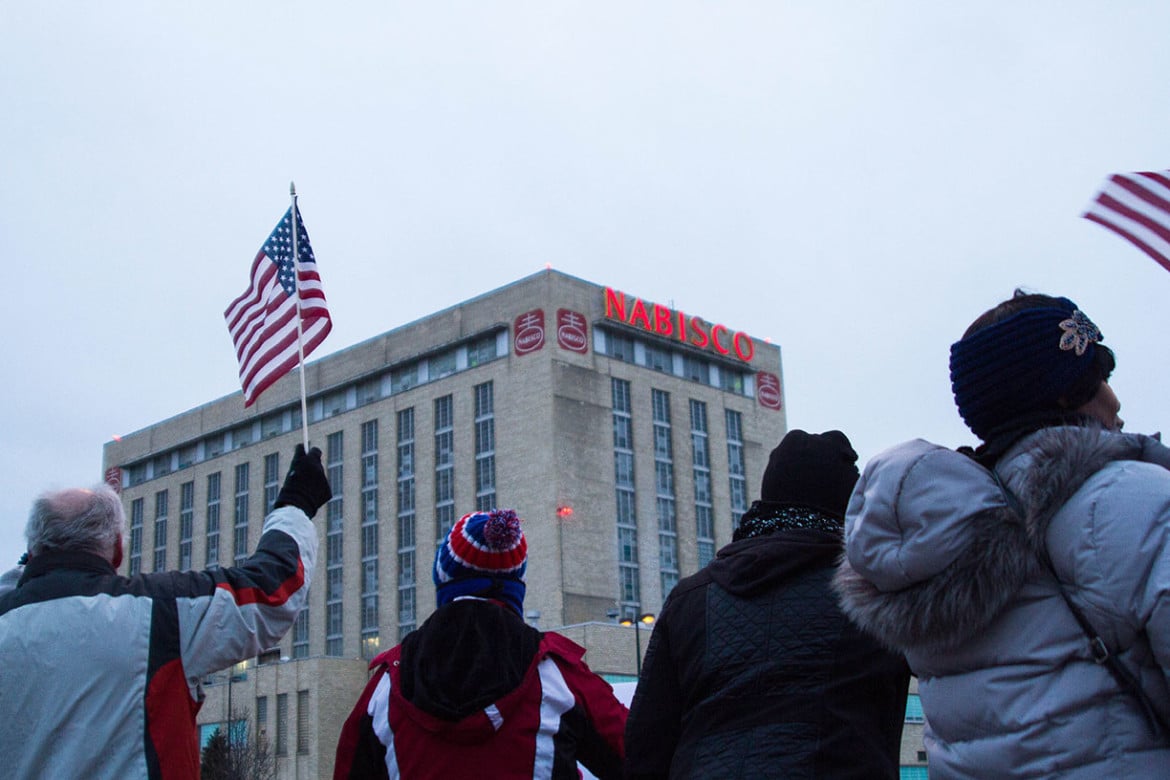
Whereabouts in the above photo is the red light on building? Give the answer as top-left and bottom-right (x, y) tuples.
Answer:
(556, 505), (574, 519)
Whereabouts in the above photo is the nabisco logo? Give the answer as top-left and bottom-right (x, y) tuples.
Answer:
(757, 371), (782, 410)
(557, 309), (588, 354)
(514, 309), (546, 355)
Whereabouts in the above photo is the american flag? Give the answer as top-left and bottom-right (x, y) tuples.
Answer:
(224, 206), (332, 406)
(1083, 170), (1170, 272)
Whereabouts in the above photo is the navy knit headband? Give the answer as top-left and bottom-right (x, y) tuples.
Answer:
(949, 297), (1104, 441)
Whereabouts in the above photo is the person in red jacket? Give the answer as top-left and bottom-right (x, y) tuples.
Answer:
(333, 508), (627, 779)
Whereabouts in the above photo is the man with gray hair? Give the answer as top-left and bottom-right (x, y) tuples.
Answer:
(0, 444), (330, 780)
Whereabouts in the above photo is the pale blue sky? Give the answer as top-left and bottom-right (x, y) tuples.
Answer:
(3, 2), (1170, 567)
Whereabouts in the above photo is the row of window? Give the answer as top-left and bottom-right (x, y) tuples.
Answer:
(595, 326), (753, 395)
(123, 331), (506, 487)
(197, 689), (310, 757)
(124, 324), (756, 489)
(612, 379), (748, 612)
(128, 383), (497, 660)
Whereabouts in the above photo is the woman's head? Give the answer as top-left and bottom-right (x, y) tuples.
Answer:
(949, 290), (1118, 440)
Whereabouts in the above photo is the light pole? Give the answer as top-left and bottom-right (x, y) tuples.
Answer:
(619, 609), (656, 677)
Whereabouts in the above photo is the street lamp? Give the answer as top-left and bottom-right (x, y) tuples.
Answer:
(618, 610), (656, 677)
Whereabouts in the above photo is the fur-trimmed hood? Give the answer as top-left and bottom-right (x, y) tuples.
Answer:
(835, 426), (1170, 654)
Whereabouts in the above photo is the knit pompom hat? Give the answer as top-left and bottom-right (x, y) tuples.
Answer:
(950, 297), (1108, 441)
(433, 509), (527, 614)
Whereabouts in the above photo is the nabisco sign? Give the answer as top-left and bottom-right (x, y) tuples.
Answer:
(603, 287), (755, 362)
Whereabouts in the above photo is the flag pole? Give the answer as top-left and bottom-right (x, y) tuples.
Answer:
(290, 181), (311, 452)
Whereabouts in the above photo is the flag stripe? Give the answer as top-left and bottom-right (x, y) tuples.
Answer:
(224, 206), (332, 406)
(1083, 169), (1170, 272)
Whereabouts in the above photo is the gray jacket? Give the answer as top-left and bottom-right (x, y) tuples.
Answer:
(836, 426), (1170, 778)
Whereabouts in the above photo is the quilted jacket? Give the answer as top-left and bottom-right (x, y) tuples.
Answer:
(625, 515), (909, 779)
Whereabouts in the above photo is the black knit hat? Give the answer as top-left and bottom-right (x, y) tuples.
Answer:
(759, 430), (859, 519)
(949, 296), (1110, 441)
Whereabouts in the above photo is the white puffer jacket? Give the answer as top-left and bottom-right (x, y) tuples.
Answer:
(836, 426), (1170, 779)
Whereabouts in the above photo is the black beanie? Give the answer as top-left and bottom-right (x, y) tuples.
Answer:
(759, 429), (859, 519)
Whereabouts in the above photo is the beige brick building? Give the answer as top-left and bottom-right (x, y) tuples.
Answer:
(103, 269), (790, 778)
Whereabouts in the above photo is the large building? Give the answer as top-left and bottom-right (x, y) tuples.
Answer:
(103, 269), (787, 778)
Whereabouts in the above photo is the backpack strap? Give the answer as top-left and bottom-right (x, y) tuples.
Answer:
(990, 467), (1170, 737)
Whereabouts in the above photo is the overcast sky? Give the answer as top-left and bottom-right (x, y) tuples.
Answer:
(4, 2), (1170, 569)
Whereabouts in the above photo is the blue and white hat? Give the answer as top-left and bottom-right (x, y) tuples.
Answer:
(433, 509), (527, 614)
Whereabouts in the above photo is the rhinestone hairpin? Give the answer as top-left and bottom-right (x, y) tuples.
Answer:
(1058, 310), (1101, 356)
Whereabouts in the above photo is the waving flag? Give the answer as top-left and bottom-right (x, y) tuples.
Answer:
(225, 206), (332, 406)
(1083, 170), (1170, 272)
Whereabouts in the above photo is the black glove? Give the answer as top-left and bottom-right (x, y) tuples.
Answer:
(273, 444), (332, 519)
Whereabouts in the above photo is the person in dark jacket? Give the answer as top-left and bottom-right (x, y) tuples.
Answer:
(625, 429), (910, 779)
(333, 508), (628, 779)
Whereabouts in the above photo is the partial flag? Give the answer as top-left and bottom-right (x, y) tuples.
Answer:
(225, 206), (332, 406)
(1083, 170), (1170, 272)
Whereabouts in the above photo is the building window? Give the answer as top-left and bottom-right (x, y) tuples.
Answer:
(292, 609), (309, 659)
(326, 431), (344, 657)
(467, 333), (498, 367)
(321, 388), (347, 419)
(179, 481), (194, 570)
(721, 369), (745, 395)
(652, 390), (678, 603)
(726, 410), (748, 530)
(397, 408), (417, 638)
(606, 331), (635, 363)
(434, 395), (455, 540)
(474, 382), (496, 511)
(357, 376), (382, 406)
(206, 433), (225, 459)
(391, 364), (418, 394)
(232, 423), (254, 450)
(129, 497), (144, 575)
(264, 452), (280, 513)
(153, 489), (168, 572)
(261, 413), (284, 440)
(689, 400), (715, 567)
(275, 693), (288, 755)
(612, 378), (639, 610)
(430, 351), (457, 380)
(683, 355), (710, 384)
(643, 344), (671, 374)
(256, 696), (267, 743)
(233, 463), (250, 565)
(206, 473), (221, 567)
(127, 463), (147, 487)
(360, 420), (380, 659)
(905, 693), (925, 723)
(901, 768), (929, 780)
(296, 689), (310, 755)
(153, 453), (172, 478)
(178, 445), (197, 469)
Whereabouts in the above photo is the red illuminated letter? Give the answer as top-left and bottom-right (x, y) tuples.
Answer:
(652, 304), (674, 337)
(733, 331), (754, 361)
(604, 288), (626, 321)
(629, 298), (651, 330)
(689, 316), (709, 349)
